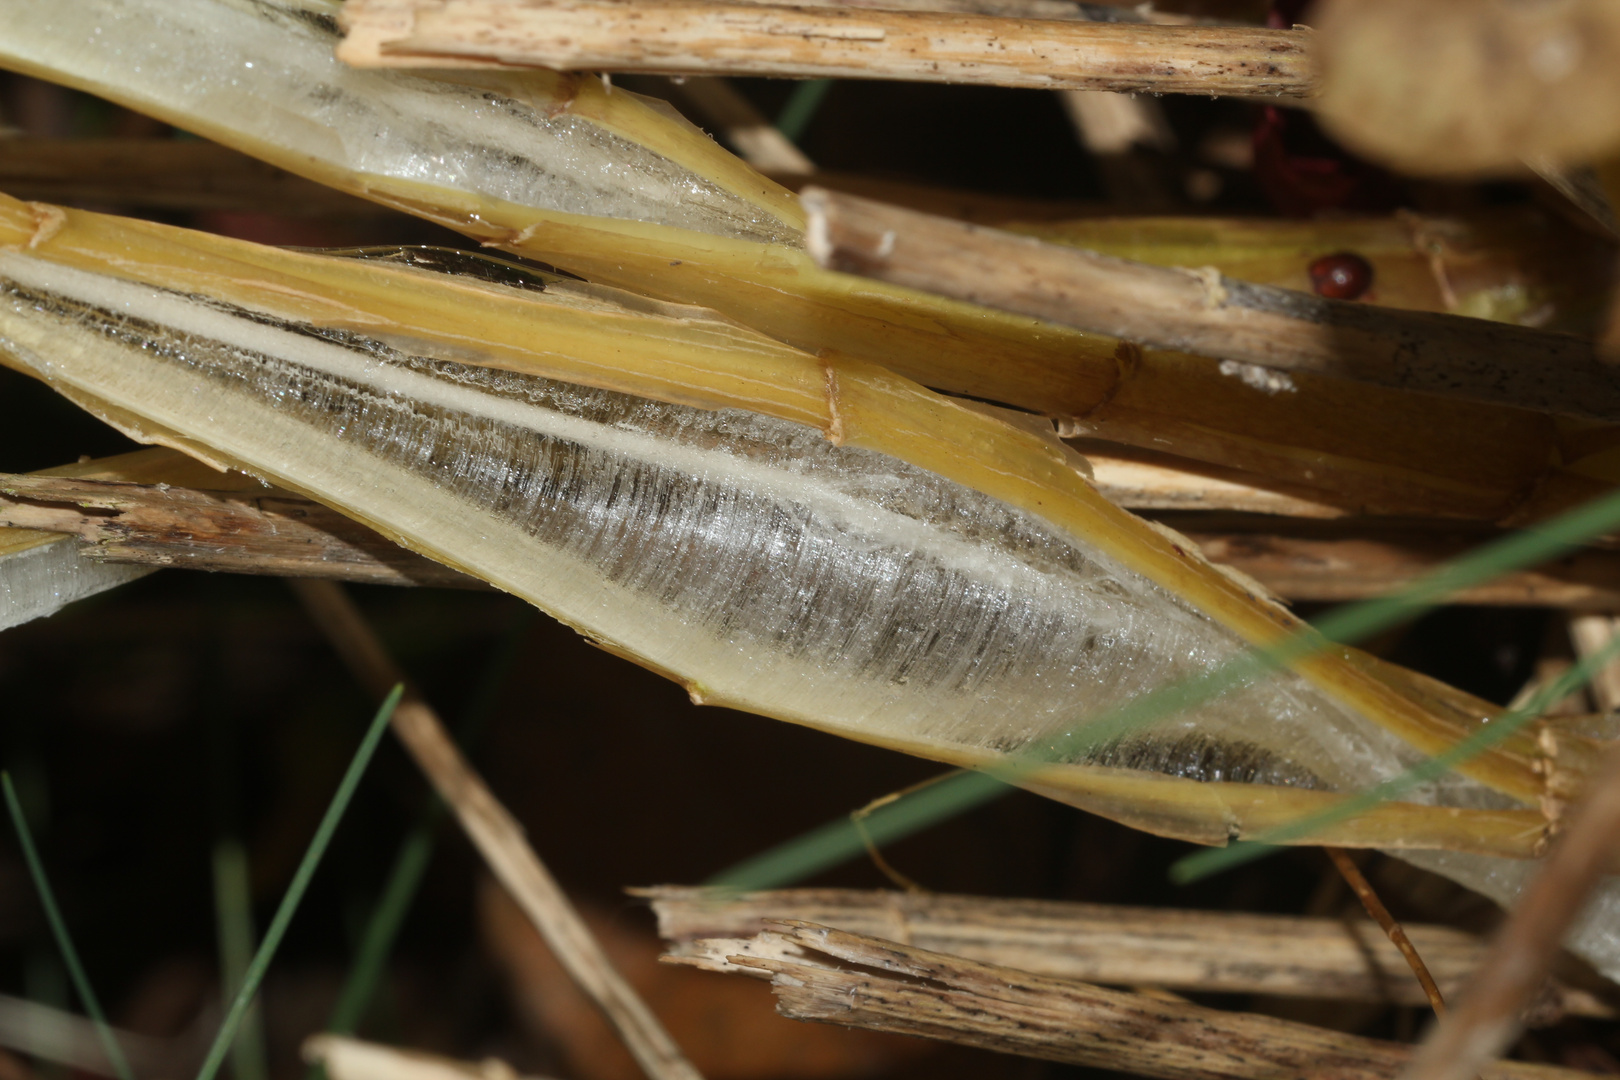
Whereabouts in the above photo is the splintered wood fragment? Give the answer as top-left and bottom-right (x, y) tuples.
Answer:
(337, 0), (1316, 98)
(0, 473), (479, 588)
(290, 581), (705, 1080)
(668, 922), (1600, 1080)
(0, 138), (389, 215)
(642, 887), (1614, 1020)
(305, 1035), (560, 1080)
(800, 187), (1620, 423)
(1406, 738), (1620, 1080)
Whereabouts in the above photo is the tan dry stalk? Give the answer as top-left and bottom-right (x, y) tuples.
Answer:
(715, 0), (1186, 22)
(0, 472), (480, 589)
(669, 922), (1603, 1080)
(1171, 528), (1620, 610)
(304, 1036), (559, 1080)
(0, 445), (254, 560)
(800, 186), (1620, 422)
(338, 0), (1315, 97)
(289, 580), (704, 1080)
(304, 1036), (563, 1080)
(661, 78), (815, 174)
(1403, 737), (1620, 1080)
(0, 993), (171, 1078)
(1012, 209), (1616, 329)
(1325, 847), (1447, 1016)
(644, 887), (1613, 1019)
(1566, 614), (1620, 713)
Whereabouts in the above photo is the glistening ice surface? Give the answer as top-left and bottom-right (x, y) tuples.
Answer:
(0, 0), (797, 245)
(0, 537), (152, 632)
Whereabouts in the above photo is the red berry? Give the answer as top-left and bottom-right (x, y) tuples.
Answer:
(1308, 252), (1374, 300)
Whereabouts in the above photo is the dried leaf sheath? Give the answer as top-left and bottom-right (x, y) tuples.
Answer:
(2, 0), (1614, 524)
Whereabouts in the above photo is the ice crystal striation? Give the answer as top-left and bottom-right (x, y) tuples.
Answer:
(0, 0), (798, 245)
(0, 536), (152, 631)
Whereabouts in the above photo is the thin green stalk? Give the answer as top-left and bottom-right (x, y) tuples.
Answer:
(210, 839), (267, 1080)
(707, 482), (1620, 892)
(324, 814), (438, 1036)
(193, 684), (404, 1080)
(3, 772), (135, 1080)
(1170, 630), (1620, 883)
(316, 607), (532, 1050)
(776, 79), (833, 144)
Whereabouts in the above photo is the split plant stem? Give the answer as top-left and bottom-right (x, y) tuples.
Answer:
(193, 686), (404, 1080)
(2, 773), (135, 1080)
(800, 187), (1620, 422)
(288, 580), (705, 1080)
(337, 0), (1315, 97)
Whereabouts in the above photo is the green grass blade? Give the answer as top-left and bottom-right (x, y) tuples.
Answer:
(194, 683), (404, 1080)
(3, 772), (135, 1080)
(317, 814), (438, 1055)
(708, 483), (1620, 892)
(211, 838), (267, 1080)
(776, 80), (833, 143)
(316, 607), (532, 1049)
